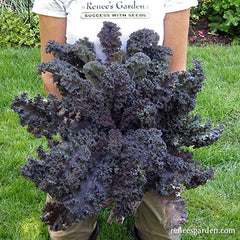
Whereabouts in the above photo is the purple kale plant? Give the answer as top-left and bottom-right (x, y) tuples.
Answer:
(11, 21), (224, 231)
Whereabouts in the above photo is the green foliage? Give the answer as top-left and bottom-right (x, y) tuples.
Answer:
(0, 8), (40, 47)
(208, 0), (240, 36)
(1, 0), (33, 14)
(190, 0), (210, 23)
(191, 0), (240, 38)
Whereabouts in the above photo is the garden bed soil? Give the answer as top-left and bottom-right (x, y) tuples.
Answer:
(188, 18), (233, 46)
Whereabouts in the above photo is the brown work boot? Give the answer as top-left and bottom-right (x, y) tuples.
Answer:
(133, 225), (142, 240)
(89, 224), (99, 240)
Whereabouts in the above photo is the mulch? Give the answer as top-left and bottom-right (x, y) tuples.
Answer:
(188, 18), (233, 46)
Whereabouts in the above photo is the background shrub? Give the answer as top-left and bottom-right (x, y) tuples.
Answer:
(190, 0), (211, 23)
(0, 1), (40, 47)
(1, 0), (33, 14)
(208, 0), (240, 37)
(0, 8), (40, 47)
(191, 0), (240, 39)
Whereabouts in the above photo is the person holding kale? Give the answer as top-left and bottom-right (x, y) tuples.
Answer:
(31, 1), (198, 240)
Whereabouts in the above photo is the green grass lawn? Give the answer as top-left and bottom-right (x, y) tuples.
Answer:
(0, 45), (239, 240)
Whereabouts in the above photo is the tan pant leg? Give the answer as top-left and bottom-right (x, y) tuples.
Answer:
(134, 192), (180, 240)
(46, 195), (98, 240)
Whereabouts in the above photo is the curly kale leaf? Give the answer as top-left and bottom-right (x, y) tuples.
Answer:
(126, 28), (159, 54)
(124, 52), (151, 83)
(37, 59), (84, 96)
(174, 114), (225, 148)
(126, 29), (173, 73)
(97, 21), (122, 62)
(82, 61), (106, 89)
(11, 93), (61, 139)
(45, 39), (95, 69)
(11, 21), (224, 231)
